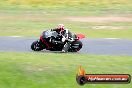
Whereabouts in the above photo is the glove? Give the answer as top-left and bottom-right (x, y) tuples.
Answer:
(62, 36), (66, 42)
(68, 38), (74, 42)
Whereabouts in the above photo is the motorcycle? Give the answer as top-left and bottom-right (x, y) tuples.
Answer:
(31, 30), (85, 52)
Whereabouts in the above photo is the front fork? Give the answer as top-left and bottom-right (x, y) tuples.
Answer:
(37, 39), (46, 49)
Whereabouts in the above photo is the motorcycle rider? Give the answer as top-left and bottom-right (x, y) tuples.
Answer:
(50, 24), (73, 52)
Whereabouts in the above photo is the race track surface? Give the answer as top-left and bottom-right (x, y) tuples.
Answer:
(0, 36), (132, 56)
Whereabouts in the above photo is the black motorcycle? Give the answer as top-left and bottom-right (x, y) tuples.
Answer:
(31, 30), (85, 52)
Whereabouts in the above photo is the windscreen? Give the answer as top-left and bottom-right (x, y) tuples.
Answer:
(42, 30), (58, 38)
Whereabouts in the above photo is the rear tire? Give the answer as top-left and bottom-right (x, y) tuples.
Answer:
(31, 41), (43, 51)
(70, 40), (83, 52)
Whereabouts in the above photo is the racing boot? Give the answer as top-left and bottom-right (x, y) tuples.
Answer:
(62, 42), (70, 52)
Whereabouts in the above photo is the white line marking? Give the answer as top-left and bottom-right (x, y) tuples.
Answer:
(8, 36), (22, 38)
(104, 38), (120, 39)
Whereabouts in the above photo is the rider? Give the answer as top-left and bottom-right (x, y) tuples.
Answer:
(51, 24), (69, 39)
(50, 24), (72, 52)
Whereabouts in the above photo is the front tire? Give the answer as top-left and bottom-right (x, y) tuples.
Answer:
(31, 41), (43, 51)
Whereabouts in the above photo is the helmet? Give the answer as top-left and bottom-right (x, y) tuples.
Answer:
(57, 24), (65, 31)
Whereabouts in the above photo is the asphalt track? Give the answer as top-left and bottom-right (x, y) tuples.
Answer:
(0, 36), (132, 56)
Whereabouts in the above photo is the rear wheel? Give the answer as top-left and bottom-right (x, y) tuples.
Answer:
(70, 40), (83, 52)
(31, 41), (43, 51)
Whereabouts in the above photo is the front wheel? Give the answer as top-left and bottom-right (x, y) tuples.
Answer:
(31, 41), (43, 51)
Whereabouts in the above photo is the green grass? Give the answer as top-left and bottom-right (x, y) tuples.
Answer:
(0, 0), (132, 38)
(0, 9), (132, 38)
(1, 0), (132, 12)
(0, 1), (132, 88)
(0, 52), (132, 88)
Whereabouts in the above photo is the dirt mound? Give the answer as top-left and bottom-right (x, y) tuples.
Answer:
(65, 16), (132, 22)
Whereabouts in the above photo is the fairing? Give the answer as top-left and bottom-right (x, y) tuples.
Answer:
(76, 34), (85, 40)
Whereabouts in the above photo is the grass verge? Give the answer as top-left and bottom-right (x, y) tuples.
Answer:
(0, 52), (132, 88)
(0, 0), (132, 38)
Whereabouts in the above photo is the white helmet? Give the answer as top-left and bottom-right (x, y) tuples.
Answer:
(57, 24), (65, 31)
